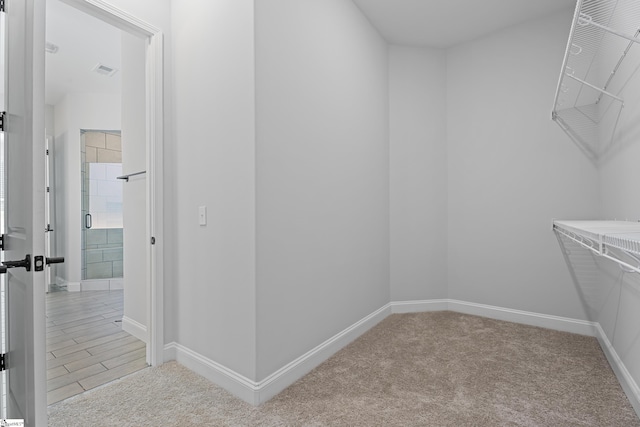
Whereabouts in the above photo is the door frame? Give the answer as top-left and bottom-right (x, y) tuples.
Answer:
(59, 0), (165, 366)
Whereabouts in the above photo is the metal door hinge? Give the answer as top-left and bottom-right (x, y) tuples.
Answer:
(0, 111), (6, 131)
(0, 354), (5, 371)
(150, 236), (156, 245)
(0, 234), (4, 251)
(0, 0), (5, 13)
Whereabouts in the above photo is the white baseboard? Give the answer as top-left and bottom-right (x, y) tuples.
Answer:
(391, 299), (596, 337)
(255, 304), (391, 404)
(109, 278), (124, 290)
(60, 279), (81, 292)
(448, 300), (597, 336)
(595, 324), (640, 416)
(163, 343), (177, 363)
(122, 316), (148, 343)
(164, 303), (391, 405)
(391, 299), (448, 313)
(164, 342), (259, 405)
(71, 279), (125, 292)
(163, 298), (637, 415)
(81, 279), (110, 291)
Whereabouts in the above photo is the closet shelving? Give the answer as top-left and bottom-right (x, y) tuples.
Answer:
(553, 220), (640, 273)
(552, 0), (640, 159)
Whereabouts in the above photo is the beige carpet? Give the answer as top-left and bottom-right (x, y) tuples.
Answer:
(48, 312), (640, 426)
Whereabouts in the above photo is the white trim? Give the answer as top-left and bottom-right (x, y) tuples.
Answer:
(595, 324), (640, 416)
(447, 300), (596, 336)
(255, 304), (391, 404)
(165, 342), (258, 405)
(163, 342), (177, 363)
(391, 299), (448, 313)
(164, 299), (638, 415)
(79, 280), (110, 291)
(59, 0), (165, 367)
(146, 28), (165, 368)
(57, 278), (81, 292)
(164, 304), (391, 405)
(67, 278), (124, 291)
(109, 278), (124, 290)
(66, 283), (81, 292)
(59, 0), (161, 37)
(391, 299), (597, 336)
(122, 316), (148, 344)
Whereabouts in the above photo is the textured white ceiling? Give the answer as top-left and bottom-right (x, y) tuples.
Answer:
(352, 0), (576, 48)
(46, 0), (121, 105)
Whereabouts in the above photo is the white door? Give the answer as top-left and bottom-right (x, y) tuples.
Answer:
(2, 0), (47, 425)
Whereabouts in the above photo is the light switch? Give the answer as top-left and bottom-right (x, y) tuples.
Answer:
(198, 206), (207, 226)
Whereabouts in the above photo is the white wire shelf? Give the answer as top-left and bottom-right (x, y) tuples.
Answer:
(552, 0), (640, 159)
(553, 220), (640, 273)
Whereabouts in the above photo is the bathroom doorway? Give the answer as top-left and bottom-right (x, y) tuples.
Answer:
(44, 0), (156, 404)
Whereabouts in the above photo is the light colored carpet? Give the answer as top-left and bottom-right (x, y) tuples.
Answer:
(48, 312), (640, 426)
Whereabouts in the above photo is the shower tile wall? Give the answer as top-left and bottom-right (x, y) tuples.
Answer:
(85, 225), (123, 279)
(82, 131), (123, 280)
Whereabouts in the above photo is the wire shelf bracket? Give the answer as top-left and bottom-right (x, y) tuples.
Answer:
(552, 0), (640, 160)
(553, 220), (640, 274)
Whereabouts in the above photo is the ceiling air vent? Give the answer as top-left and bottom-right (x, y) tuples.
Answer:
(92, 63), (118, 77)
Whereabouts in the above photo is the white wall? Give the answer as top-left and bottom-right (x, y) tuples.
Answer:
(172, 0), (257, 379)
(121, 32), (148, 337)
(389, 46), (448, 301)
(53, 93), (121, 286)
(446, 10), (601, 319)
(254, 0), (389, 380)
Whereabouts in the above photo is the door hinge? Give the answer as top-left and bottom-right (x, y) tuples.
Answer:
(0, 234), (4, 251)
(0, 353), (5, 371)
(0, 111), (6, 131)
(46, 186), (50, 193)
(0, 0), (5, 13)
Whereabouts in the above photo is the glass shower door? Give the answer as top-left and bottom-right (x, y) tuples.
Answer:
(81, 130), (124, 281)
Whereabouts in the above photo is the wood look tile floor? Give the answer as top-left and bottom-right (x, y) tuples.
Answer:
(46, 290), (147, 405)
